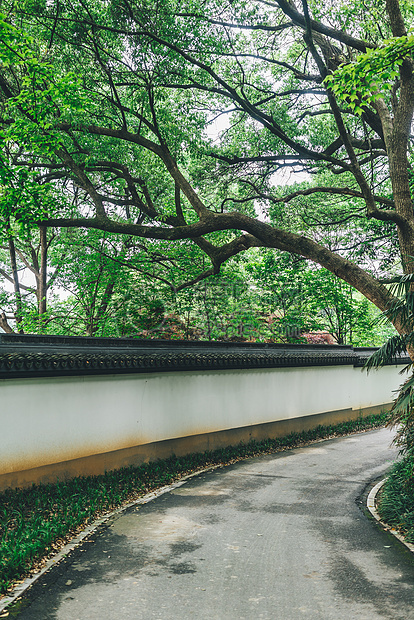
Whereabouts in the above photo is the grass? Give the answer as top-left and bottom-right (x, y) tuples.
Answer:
(376, 452), (414, 544)
(0, 411), (389, 596)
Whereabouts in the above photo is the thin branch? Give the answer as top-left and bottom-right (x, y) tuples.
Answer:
(271, 0), (375, 51)
(272, 186), (395, 208)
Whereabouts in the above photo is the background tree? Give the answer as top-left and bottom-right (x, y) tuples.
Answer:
(0, 221), (68, 332)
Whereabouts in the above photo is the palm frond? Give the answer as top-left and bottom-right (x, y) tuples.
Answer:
(380, 298), (411, 328)
(380, 271), (414, 297)
(374, 271), (414, 453)
(388, 372), (414, 453)
(374, 273), (414, 329)
(365, 334), (409, 370)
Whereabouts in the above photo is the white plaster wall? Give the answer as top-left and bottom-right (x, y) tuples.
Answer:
(0, 364), (404, 474)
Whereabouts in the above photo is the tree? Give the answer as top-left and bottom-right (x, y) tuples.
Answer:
(301, 268), (373, 345)
(0, 221), (68, 332)
(0, 0), (413, 343)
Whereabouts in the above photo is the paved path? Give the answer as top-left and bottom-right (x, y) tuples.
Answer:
(11, 428), (414, 619)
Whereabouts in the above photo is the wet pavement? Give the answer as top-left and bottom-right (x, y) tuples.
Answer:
(7, 428), (414, 619)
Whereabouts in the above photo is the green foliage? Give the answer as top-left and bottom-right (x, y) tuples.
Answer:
(0, 0), (406, 349)
(325, 34), (414, 114)
(0, 225), (389, 344)
(377, 453), (414, 543)
(0, 14), (88, 228)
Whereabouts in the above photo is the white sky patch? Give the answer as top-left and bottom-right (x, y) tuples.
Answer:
(271, 167), (311, 187)
(204, 110), (231, 143)
(3, 267), (36, 294)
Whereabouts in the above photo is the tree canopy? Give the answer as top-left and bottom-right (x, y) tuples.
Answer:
(0, 0), (413, 341)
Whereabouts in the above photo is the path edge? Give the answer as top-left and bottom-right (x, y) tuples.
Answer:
(0, 465), (220, 615)
(367, 479), (414, 554)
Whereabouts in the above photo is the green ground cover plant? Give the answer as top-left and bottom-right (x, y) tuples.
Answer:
(377, 454), (414, 544)
(0, 412), (389, 596)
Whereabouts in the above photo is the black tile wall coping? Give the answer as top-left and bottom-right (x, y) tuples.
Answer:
(0, 334), (409, 379)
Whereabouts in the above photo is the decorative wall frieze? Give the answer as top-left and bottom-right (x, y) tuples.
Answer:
(0, 334), (409, 379)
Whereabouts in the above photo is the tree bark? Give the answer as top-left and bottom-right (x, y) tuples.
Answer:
(0, 312), (14, 333)
(90, 279), (116, 335)
(8, 235), (24, 333)
(38, 226), (48, 317)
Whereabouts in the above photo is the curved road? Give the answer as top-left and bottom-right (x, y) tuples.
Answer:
(11, 428), (414, 619)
